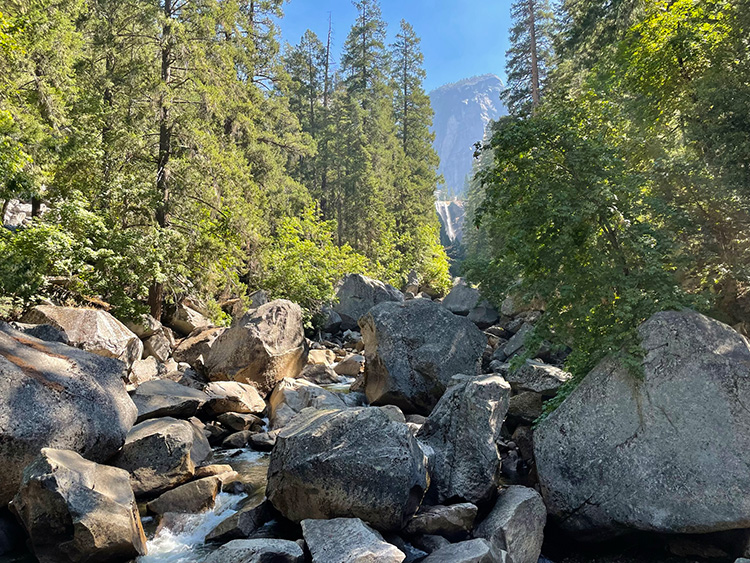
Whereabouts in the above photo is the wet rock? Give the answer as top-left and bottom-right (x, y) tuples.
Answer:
(203, 538), (304, 563)
(206, 499), (273, 543)
(535, 310), (750, 538)
(222, 430), (254, 448)
(248, 431), (278, 451)
(173, 327), (225, 370)
(11, 448), (147, 563)
(112, 417), (211, 497)
(333, 273), (404, 331)
(216, 412), (264, 432)
(147, 475), (221, 515)
(132, 379), (207, 422)
(474, 486), (546, 563)
(335, 353), (365, 376)
(203, 381), (266, 417)
(0, 322), (137, 504)
(404, 503), (478, 541)
(267, 377), (345, 430)
(417, 374), (510, 504)
(504, 360), (571, 397)
(267, 407), (428, 531)
(301, 517), (405, 563)
(421, 538), (498, 563)
(21, 305), (143, 367)
(360, 299), (486, 415)
(206, 300), (308, 395)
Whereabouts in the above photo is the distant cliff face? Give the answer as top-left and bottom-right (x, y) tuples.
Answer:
(436, 200), (465, 246)
(430, 74), (506, 199)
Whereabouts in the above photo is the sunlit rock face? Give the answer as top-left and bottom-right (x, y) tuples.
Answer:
(430, 74), (506, 199)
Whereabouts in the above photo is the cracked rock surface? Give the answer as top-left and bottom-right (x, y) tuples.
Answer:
(534, 310), (750, 539)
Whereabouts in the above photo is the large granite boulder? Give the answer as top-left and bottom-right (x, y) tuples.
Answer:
(204, 539), (304, 563)
(267, 407), (428, 531)
(333, 274), (404, 331)
(421, 539), (497, 563)
(203, 381), (266, 417)
(404, 503), (478, 541)
(111, 417), (211, 497)
(21, 305), (142, 367)
(267, 377), (346, 429)
(474, 486), (546, 563)
(205, 300), (308, 395)
(441, 279), (481, 316)
(302, 518), (405, 563)
(535, 310), (750, 538)
(173, 326), (225, 370)
(360, 299), (486, 415)
(0, 322), (137, 505)
(10, 448), (147, 563)
(132, 379), (207, 422)
(165, 300), (211, 337)
(503, 360), (571, 397)
(417, 374), (510, 505)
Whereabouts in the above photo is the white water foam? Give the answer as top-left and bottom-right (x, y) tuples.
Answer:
(137, 492), (245, 563)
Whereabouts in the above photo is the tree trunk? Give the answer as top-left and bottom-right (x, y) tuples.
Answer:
(528, 0), (541, 110)
(31, 197), (42, 218)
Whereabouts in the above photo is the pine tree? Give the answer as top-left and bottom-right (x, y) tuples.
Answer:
(505, 0), (555, 115)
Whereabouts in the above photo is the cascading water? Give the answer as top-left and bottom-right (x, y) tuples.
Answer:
(435, 200), (465, 244)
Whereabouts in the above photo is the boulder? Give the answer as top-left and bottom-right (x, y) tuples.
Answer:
(308, 349), (336, 365)
(203, 381), (266, 417)
(468, 304), (500, 330)
(165, 300), (211, 337)
(173, 327), (225, 370)
(143, 328), (174, 363)
(417, 374), (510, 505)
(9, 321), (69, 344)
(248, 431), (278, 451)
(298, 363), (343, 385)
(504, 360), (571, 396)
(21, 305), (143, 367)
(335, 353), (365, 376)
(534, 310), (750, 537)
(421, 539), (497, 563)
(206, 300), (308, 395)
(268, 377), (345, 430)
(146, 476), (221, 515)
(507, 392), (543, 423)
(333, 274), (404, 331)
(301, 518), (405, 563)
(0, 322), (137, 505)
(131, 379), (207, 422)
(125, 314), (162, 339)
(319, 306), (342, 333)
(441, 279), (481, 315)
(474, 486), (546, 563)
(206, 499), (273, 543)
(360, 299), (486, 415)
(203, 539), (303, 563)
(267, 407), (428, 531)
(404, 503), (478, 541)
(10, 448), (147, 563)
(111, 417), (211, 497)
(216, 412), (264, 432)
(222, 430), (254, 449)
(503, 323), (533, 358)
(129, 357), (160, 386)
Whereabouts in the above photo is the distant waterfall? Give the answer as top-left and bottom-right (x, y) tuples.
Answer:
(435, 200), (465, 244)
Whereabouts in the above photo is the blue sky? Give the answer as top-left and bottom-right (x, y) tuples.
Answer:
(275, 0), (511, 92)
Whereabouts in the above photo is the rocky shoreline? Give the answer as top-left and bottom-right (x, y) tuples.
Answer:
(1, 274), (749, 562)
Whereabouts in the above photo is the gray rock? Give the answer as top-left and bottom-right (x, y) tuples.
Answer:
(507, 391), (543, 423)
(111, 417), (211, 497)
(0, 322), (137, 504)
(417, 374), (510, 504)
(248, 431), (278, 451)
(247, 290), (269, 310)
(129, 357), (160, 386)
(405, 503), (478, 541)
(173, 326), (225, 370)
(125, 313), (162, 339)
(320, 306), (343, 333)
(203, 538), (304, 563)
(132, 379), (207, 423)
(206, 499), (273, 543)
(143, 328), (174, 363)
(299, 363), (343, 385)
(412, 534), (451, 553)
(421, 539), (498, 563)
(535, 310), (750, 537)
(442, 279), (481, 315)
(147, 475), (221, 515)
(10, 448), (147, 563)
(504, 360), (571, 396)
(222, 430), (254, 448)
(474, 486), (546, 563)
(468, 304), (500, 330)
(500, 292), (544, 317)
(165, 301), (211, 337)
(360, 299), (486, 415)
(206, 300), (308, 395)
(267, 407), (428, 531)
(301, 518), (405, 563)
(10, 322), (69, 344)
(203, 381), (266, 417)
(334, 274), (404, 331)
(267, 377), (345, 430)
(503, 322), (534, 358)
(21, 305), (143, 367)
(216, 412), (264, 432)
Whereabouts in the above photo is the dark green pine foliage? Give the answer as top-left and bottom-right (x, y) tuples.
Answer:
(505, 0), (556, 114)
